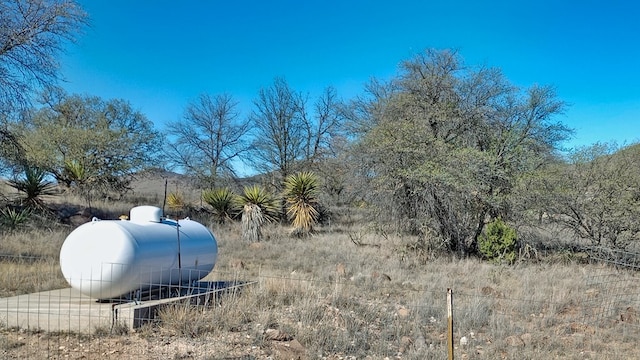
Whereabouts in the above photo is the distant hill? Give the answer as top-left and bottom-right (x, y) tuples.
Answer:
(128, 168), (272, 207)
(130, 168), (202, 205)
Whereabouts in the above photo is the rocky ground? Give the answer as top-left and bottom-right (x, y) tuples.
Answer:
(1, 327), (311, 360)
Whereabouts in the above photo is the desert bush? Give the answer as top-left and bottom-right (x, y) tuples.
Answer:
(478, 218), (518, 264)
(531, 142), (640, 249)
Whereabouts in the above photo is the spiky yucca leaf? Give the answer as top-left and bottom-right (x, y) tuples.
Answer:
(63, 160), (87, 184)
(238, 185), (279, 222)
(202, 188), (238, 223)
(167, 192), (185, 215)
(8, 167), (57, 209)
(0, 207), (31, 231)
(284, 171), (319, 235)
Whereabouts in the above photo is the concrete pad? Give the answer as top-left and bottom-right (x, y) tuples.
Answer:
(0, 288), (113, 333)
(0, 281), (254, 333)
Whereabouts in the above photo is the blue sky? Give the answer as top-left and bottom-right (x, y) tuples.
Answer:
(59, 0), (640, 149)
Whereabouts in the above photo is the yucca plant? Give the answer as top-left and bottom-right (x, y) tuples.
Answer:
(63, 159), (87, 186)
(237, 185), (279, 243)
(63, 159), (95, 208)
(166, 192), (185, 218)
(0, 207), (31, 232)
(8, 166), (57, 210)
(284, 171), (320, 236)
(202, 188), (238, 224)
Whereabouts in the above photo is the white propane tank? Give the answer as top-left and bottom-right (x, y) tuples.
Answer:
(59, 206), (218, 300)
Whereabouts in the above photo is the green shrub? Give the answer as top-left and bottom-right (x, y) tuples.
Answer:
(478, 218), (517, 264)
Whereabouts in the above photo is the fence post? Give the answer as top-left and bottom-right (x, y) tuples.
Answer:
(447, 288), (454, 360)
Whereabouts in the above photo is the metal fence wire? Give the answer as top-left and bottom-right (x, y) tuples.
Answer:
(582, 246), (640, 329)
(2, 249), (640, 359)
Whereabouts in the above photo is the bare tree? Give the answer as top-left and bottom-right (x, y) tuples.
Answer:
(303, 86), (345, 163)
(0, 0), (86, 111)
(249, 77), (307, 185)
(165, 93), (251, 188)
(249, 78), (347, 189)
(0, 0), (85, 176)
(527, 142), (640, 249)
(0, 116), (24, 175)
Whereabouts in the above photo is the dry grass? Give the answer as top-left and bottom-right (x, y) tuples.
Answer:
(0, 228), (68, 297)
(1, 206), (640, 359)
(159, 222), (640, 359)
(0, 259), (66, 298)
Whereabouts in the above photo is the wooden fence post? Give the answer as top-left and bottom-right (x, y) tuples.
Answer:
(447, 288), (454, 360)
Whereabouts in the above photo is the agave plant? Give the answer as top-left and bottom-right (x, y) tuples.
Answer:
(202, 188), (238, 224)
(284, 171), (320, 236)
(237, 185), (279, 243)
(8, 166), (57, 209)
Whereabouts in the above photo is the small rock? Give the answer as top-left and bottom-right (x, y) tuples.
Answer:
(505, 335), (525, 347)
(272, 339), (306, 359)
(399, 336), (413, 352)
(264, 328), (293, 341)
(460, 336), (469, 346)
(397, 307), (410, 318)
